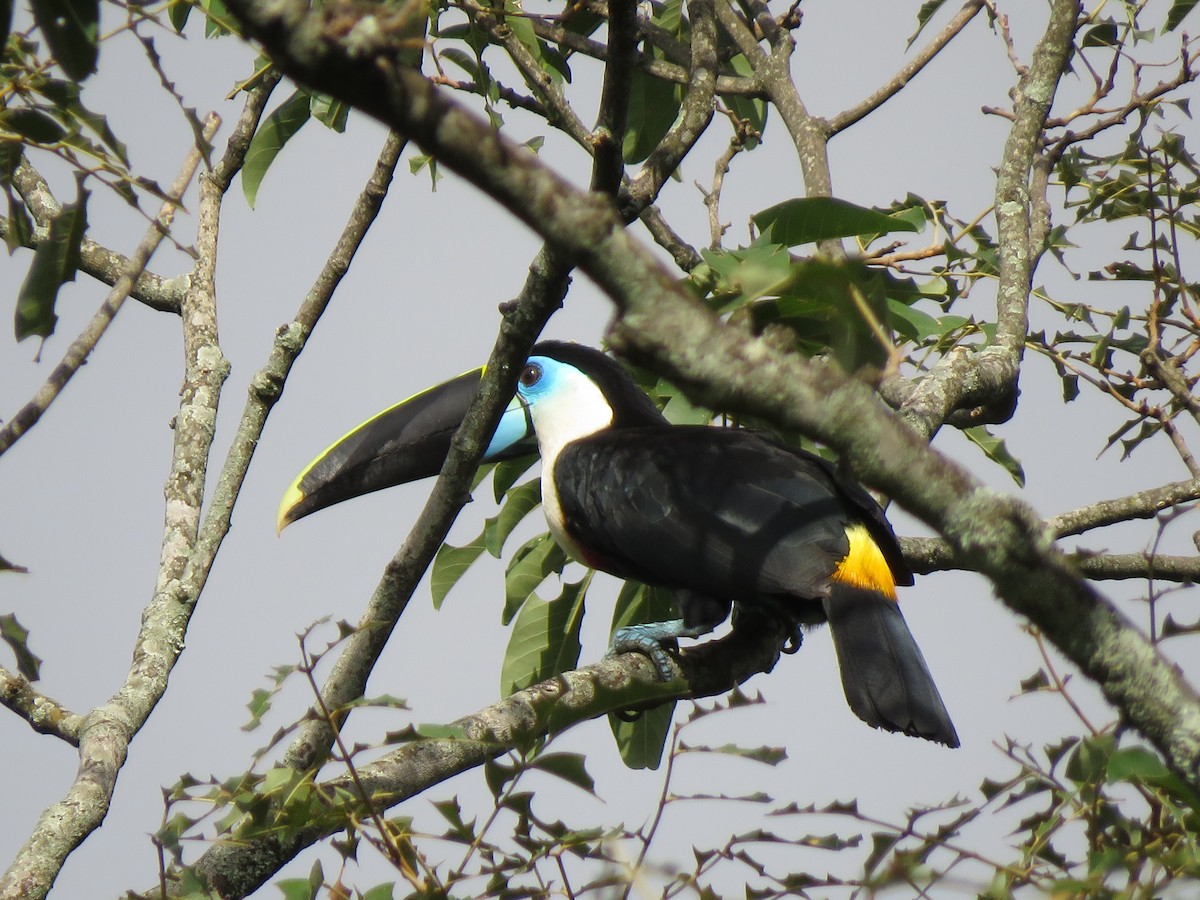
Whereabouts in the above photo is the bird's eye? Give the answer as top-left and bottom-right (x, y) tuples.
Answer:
(519, 363), (542, 388)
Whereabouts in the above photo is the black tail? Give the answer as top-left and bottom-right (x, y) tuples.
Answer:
(822, 584), (959, 747)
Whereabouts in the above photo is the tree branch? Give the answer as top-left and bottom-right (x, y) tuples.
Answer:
(3, 160), (183, 312)
(0, 665), (83, 745)
(0, 117), (219, 460)
(0, 114), (222, 900)
(901, 537), (1200, 584)
(169, 616), (794, 898)
(892, 0), (1079, 441)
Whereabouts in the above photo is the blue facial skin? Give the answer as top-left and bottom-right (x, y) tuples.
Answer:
(482, 356), (563, 460)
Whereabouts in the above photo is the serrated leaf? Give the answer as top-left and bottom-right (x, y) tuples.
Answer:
(31, 0), (99, 81)
(500, 575), (588, 694)
(1106, 746), (1168, 782)
(0, 613), (43, 681)
(16, 187), (88, 343)
(414, 722), (469, 740)
(241, 89), (311, 208)
(275, 877), (319, 900)
(962, 425), (1025, 486)
(753, 197), (919, 247)
(484, 478), (541, 557)
(430, 529), (487, 609)
(502, 533), (567, 623)
(681, 741), (788, 766)
(36, 78), (129, 165)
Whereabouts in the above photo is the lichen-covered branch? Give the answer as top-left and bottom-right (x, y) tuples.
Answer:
(894, 0), (1079, 441)
(0, 118), (219, 460)
(3, 163), (183, 311)
(0, 665), (83, 745)
(0, 115), (222, 900)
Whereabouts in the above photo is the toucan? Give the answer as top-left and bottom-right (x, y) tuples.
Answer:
(278, 341), (959, 747)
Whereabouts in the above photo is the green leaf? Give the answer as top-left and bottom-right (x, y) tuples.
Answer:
(907, 0), (949, 47)
(241, 89), (311, 208)
(500, 575), (588, 694)
(492, 455), (538, 501)
(502, 533), (567, 623)
(1164, 0), (1198, 31)
(484, 478), (541, 557)
(414, 722), (469, 740)
(681, 741), (788, 766)
(31, 0), (99, 81)
(430, 529), (487, 609)
(1081, 22), (1118, 47)
(16, 187), (88, 343)
(4, 194), (33, 255)
(608, 581), (678, 769)
(885, 297), (941, 343)
(752, 197), (920, 247)
(309, 92), (349, 133)
(1106, 745), (1168, 782)
(609, 703), (673, 770)
(168, 0), (191, 32)
(0, 613), (43, 681)
(962, 425), (1025, 487)
(0, 108), (67, 144)
(361, 884), (397, 900)
(530, 751), (596, 793)
(622, 61), (681, 163)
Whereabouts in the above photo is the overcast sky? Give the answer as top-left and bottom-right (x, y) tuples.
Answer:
(3, 1), (1197, 895)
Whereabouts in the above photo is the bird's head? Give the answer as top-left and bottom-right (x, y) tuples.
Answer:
(276, 341), (663, 532)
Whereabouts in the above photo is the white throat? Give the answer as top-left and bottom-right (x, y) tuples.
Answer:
(527, 368), (613, 561)
(527, 369), (614, 461)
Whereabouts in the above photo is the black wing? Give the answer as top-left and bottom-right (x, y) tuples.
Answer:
(554, 427), (862, 603)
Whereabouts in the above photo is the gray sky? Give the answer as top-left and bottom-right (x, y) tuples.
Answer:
(3, 1), (1197, 895)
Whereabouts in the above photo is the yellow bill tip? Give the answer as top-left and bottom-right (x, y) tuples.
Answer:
(276, 481), (305, 536)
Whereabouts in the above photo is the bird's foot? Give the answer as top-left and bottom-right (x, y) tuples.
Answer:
(782, 625), (804, 654)
(609, 619), (704, 681)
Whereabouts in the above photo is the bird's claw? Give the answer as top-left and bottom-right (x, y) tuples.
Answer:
(608, 622), (681, 681)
